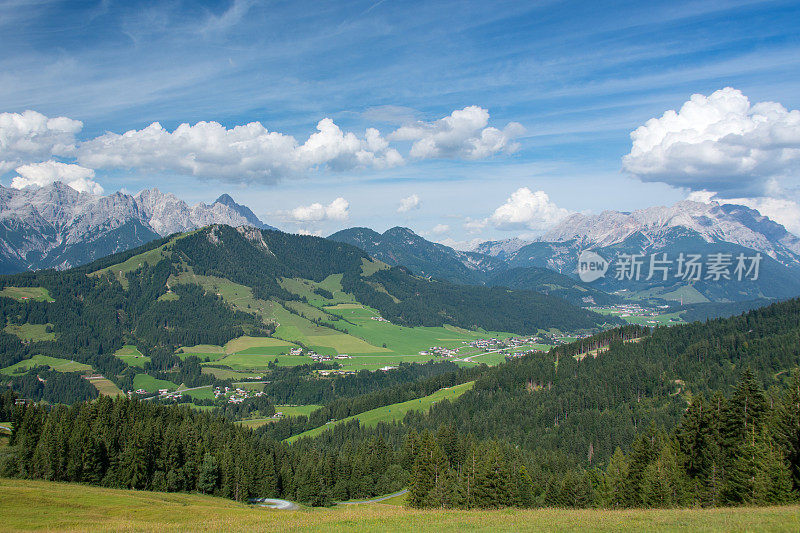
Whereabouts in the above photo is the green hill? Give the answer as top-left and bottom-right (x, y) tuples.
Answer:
(0, 224), (613, 400)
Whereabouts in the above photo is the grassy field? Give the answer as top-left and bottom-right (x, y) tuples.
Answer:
(1, 479), (799, 532)
(86, 377), (124, 397)
(133, 373), (178, 393)
(235, 404), (324, 428)
(166, 272), (516, 371)
(114, 345), (150, 368)
(0, 286), (55, 302)
(287, 382), (474, 443)
(90, 244), (170, 288)
(201, 367), (265, 380)
(595, 308), (685, 326)
(3, 323), (56, 342)
(177, 385), (216, 400)
(0, 355), (92, 375)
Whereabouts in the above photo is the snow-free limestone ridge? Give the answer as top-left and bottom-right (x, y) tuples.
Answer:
(0, 183), (277, 274)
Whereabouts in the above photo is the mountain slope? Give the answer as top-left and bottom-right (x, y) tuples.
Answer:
(476, 200), (800, 304)
(0, 225), (613, 382)
(0, 184), (276, 273)
(328, 226), (502, 284)
(328, 226), (615, 305)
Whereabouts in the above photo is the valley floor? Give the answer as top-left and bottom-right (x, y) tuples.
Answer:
(1, 479), (799, 532)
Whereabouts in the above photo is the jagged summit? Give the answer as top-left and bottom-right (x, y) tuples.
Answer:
(0, 183), (277, 273)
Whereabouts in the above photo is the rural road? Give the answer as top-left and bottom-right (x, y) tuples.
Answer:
(249, 498), (299, 510)
(336, 489), (408, 505)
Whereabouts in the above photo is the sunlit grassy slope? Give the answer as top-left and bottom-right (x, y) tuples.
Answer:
(286, 381), (475, 443)
(1, 479), (799, 532)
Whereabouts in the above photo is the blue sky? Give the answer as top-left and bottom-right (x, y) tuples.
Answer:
(2, 0), (800, 245)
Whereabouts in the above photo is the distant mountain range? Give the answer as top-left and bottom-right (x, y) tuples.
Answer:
(4, 182), (800, 305)
(333, 201), (800, 305)
(478, 201), (800, 303)
(0, 183), (276, 273)
(328, 226), (617, 306)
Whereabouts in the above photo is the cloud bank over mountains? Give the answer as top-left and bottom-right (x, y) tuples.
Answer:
(623, 88), (800, 195)
(0, 106), (521, 191)
(0, 111), (82, 174)
(623, 87), (800, 235)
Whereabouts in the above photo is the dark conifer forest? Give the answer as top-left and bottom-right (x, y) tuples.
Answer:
(2, 298), (800, 508)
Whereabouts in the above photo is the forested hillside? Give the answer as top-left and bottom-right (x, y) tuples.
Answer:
(0, 224), (611, 402)
(3, 299), (800, 510)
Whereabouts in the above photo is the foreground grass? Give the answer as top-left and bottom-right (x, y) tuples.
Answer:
(1, 479), (799, 532)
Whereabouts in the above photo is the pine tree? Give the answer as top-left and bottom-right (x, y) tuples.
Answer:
(640, 439), (690, 508)
(601, 447), (630, 508)
(198, 453), (218, 494)
(773, 370), (800, 491)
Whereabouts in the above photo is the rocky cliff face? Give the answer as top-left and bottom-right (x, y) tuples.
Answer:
(0, 183), (276, 273)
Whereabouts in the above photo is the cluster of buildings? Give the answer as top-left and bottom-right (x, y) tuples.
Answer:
(130, 388), (183, 401)
(467, 338), (507, 351)
(371, 316), (390, 323)
(214, 386), (266, 404)
(419, 346), (459, 357)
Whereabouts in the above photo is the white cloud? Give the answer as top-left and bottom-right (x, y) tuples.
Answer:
(0, 110), (82, 173)
(488, 187), (570, 231)
(296, 228), (323, 237)
(290, 197), (350, 222)
(2, 107), (522, 185)
(435, 237), (483, 251)
(463, 217), (488, 233)
(686, 190), (717, 203)
(78, 119), (403, 183)
(430, 223), (450, 234)
(389, 106), (525, 160)
(686, 189), (800, 235)
(11, 161), (103, 194)
(623, 87), (800, 195)
(397, 193), (420, 213)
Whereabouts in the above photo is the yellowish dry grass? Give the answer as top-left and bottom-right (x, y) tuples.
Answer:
(2, 479), (799, 533)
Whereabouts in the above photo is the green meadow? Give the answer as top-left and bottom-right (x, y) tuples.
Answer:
(0, 355), (92, 375)
(133, 373), (178, 393)
(0, 286), (55, 302)
(114, 345), (150, 367)
(287, 381), (475, 443)
(3, 479), (800, 532)
(3, 323), (56, 342)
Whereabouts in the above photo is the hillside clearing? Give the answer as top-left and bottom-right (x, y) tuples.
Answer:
(3, 323), (56, 342)
(0, 355), (92, 375)
(287, 381), (475, 443)
(0, 286), (54, 302)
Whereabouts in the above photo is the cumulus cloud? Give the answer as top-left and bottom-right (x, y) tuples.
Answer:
(11, 161), (103, 194)
(78, 119), (403, 183)
(686, 189), (800, 235)
(488, 188), (570, 231)
(0, 111), (83, 173)
(623, 88), (800, 196)
(2, 107), (523, 187)
(463, 217), (488, 233)
(435, 237), (483, 251)
(389, 106), (525, 160)
(430, 223), (450, 234)
(290, 197), (349, 222)
(397, 194), (420, 213)
(296, 228), (323, 237)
